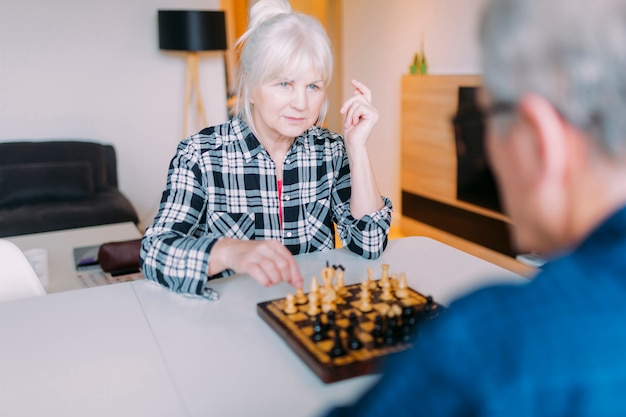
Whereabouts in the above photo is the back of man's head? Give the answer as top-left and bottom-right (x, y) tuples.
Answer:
(481, 0), (626, 156)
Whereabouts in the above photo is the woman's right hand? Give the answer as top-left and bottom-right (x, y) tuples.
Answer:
(208, 238), (303, 288)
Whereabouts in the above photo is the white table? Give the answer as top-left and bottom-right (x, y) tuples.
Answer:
(7, 222), (142, 294)
(0, 237), (528, 417)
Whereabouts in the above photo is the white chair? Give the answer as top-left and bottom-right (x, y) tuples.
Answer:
(0, 239), (46, 302)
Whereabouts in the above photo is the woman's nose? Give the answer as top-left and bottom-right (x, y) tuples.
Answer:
(290, 88), (306, 110)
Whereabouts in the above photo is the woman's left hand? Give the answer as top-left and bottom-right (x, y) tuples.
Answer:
(340, 79), (379, 148)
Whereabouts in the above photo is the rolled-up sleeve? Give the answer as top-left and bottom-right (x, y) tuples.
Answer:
(139, 140), (229, 295)
(332, 146), (393, 259)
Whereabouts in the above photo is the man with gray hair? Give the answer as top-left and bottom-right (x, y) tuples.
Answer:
(325, 0), (626, 415)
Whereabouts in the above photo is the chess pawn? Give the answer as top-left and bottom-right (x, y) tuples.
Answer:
(311, 315), (326, 342)
(395, 273), (409, 299)
(359, 288), (373, 313)
(367, 267), (377, 290)
(283, 293), (298, 314)
(346, 324), (363, 350)
(372, 315), (384, 340)
(390, 303), (403, 317)
(379, 264), (390, 287)
(390, 273), (399, 290)
(379, 265), (391, 289)
(310, 276), (320, 296)
(380, 284), (394, 301)
(295, 287), (308, 305)
(384, 316), (398, 345)
(329, 328), (347, 358)
(378, 303), (390, 317)
(321, 302), (335, 314)
(349, 311), (360, 328)
(307, 292), (321, 316)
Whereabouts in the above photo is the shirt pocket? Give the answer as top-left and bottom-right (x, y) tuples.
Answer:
(206, 211), (255, 240)
(304, 198), (334, 251)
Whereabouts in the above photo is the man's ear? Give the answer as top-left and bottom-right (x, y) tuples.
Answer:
(517, 94), (568, 181)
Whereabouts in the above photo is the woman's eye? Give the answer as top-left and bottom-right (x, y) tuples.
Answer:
(279, 82), (290, 88)
(308, 84), (320, 91)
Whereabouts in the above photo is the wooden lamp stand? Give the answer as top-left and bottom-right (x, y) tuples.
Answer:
(183, 52), (208, 137)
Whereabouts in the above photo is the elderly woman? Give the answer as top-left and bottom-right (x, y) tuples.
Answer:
(140, 0), (392, 297)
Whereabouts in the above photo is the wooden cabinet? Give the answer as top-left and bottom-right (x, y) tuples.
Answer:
(399, 75), (534, 276)
(401, 74), (480, 206)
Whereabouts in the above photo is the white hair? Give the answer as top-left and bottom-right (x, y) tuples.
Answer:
(480, 0), (626, 156)
(234, 0), (333, 134)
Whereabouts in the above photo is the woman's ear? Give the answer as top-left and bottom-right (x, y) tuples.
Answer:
(517, 94), (568, 182)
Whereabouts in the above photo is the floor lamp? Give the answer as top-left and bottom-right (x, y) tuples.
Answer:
(158, 10), (227, 137)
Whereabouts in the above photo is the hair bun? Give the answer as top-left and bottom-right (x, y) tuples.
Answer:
(247, 0), (292, 33)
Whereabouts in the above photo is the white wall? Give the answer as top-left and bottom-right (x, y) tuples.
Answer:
(0, 0), (227, 229)
(341, 0), (487, 223)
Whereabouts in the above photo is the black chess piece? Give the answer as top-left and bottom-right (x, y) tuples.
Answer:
(402, 305), (416, 329)
(372, 314), (384, 340)
(312, 315), (327, 342)
(329, 327), (347, 358)
(401, 323), (413, 344)
(424, 295), (438, 319)
(349, 311), (360, 328)
(326, 310), (336, 329)
(385, 316), (398, 345)
(346, 324), (363, 350)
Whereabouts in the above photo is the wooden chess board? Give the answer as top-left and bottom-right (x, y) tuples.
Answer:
(257, 270), (442, 383)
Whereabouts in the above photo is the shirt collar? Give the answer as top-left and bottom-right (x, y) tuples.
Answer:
(228, 117), (262, 162)
(568, 203), (626, 264)
(233, 117), (314, 163)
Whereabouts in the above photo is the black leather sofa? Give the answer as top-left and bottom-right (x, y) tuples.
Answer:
(0, 140), (139, 238)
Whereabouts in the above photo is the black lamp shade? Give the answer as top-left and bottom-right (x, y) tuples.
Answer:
(158, 10), (227, 51)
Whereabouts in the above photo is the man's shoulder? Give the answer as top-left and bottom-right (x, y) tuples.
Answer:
(435, 248), (625, 346)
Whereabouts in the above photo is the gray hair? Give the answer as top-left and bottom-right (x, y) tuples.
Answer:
(480, 0), (626, 156)
(234, 0), (333, 134)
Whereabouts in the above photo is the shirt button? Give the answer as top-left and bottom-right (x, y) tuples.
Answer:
(286, 232), (292, 237)
(285, 195), (290, 201)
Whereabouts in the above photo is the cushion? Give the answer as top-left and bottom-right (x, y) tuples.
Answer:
(0, 161), (95, 207)
(0, 141), (109, 190)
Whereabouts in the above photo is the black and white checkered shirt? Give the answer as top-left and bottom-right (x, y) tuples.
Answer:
(140, 117), (392, 295)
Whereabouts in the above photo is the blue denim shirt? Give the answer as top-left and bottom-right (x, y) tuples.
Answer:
(327, 205), (626, 417)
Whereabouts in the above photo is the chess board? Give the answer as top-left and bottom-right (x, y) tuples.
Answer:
(257, 272), (442, 383)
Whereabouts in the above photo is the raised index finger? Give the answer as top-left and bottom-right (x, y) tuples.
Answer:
(351, 79), (372, 101)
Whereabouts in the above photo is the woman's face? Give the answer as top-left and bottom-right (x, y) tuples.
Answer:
(250, 67), (325, 143)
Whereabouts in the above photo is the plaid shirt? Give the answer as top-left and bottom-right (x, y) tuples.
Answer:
(140, 117), (392, 295)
